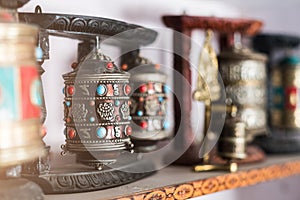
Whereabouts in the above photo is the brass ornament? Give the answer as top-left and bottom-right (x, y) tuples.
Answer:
(193, 30), (220, 102)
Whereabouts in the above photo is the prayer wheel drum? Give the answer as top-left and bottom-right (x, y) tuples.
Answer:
(0, 23), (45, 167)
(62, 49), (133, 169)
(219, 47), (268, 141)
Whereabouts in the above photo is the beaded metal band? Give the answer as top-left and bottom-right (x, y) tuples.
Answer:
(220, 60), (266, 83)
(226, 84), (266, 106)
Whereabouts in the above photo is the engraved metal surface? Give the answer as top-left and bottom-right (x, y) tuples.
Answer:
(122, 54), (171, 152)
(62, 49), (133, 169)
(22, 160), (154, 194)
(220, 60), (266, 83)
(237, 107), (267, 134)
(219, 48), (267, 137)
(19, 12), (157, 46)
(226, 84), (266, 105)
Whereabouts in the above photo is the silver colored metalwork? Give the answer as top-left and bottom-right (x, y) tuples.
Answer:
(122, 55), (171, 152)
(237, 107), (267, 135)
(219, 47), (267, 139)
(218, 119), (247, 160)
(62, 47), (133, 169)
(226, 84), (266, 105)
(220, 60), (266, 83)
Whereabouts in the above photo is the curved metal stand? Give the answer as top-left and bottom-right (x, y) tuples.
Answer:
(23, 159), (154, 194)
(19, 10), (157, 46)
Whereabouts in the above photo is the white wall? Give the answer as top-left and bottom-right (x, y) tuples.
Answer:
(19, 1), (300, 199)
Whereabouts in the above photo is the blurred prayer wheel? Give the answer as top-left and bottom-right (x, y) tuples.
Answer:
(277, 56), (300, 128)
(125, 58), (171, 152)
(62, 46), (133, 170)
(0, 23), (45, 167)
(219, 47), (268, 140)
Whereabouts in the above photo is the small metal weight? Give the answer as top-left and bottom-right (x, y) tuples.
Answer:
(218, 119), (247, 160)
(0, 23), (45, 167)
(62, 43), (133, 170)
(123, 57), (170, 152)
(219, 47), (268, 140)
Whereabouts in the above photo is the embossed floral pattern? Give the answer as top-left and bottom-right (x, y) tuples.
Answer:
(97, 102), (114, 121)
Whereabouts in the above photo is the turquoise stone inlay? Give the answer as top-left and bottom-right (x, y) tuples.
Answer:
(280, 56), (300, 66)
(30, 79), (42, 106)
(0, 67), (17, 120)
(65, 101), (71, 107)
(158, 97), (164, 102)
(35, 47), (43, 60)
(97, 84), (107, 96)
(90, 117), (95, 123)
(163, 85), (170, 93)
(163, 121), (170, 129)
(115, 100), (120, 106)
(137, 110), (143, 116)
(96, 127), (107, 138)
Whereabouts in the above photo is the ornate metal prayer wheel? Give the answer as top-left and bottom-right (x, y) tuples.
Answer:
(219, 47), (268, 140)
(125, 58), (170, 152)
(264, 56), (300, 129)
(275, 56), (300, 128)
(0, 23), (45, 167)
(62, 47), (133, 169)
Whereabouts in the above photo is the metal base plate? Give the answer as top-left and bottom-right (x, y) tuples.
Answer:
(22, 158), (154, 194)
(210, 145), (266, 165)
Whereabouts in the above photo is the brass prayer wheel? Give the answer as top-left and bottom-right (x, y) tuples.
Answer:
(62, 47), (133, 169)
(0, 23), (45, 167)
(219, 47), (268, 140)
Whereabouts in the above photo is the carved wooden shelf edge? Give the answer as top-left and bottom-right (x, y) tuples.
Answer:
(112, 160), (300, 200)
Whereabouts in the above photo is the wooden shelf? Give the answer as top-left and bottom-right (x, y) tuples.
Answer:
(45, 154), (300, 200)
